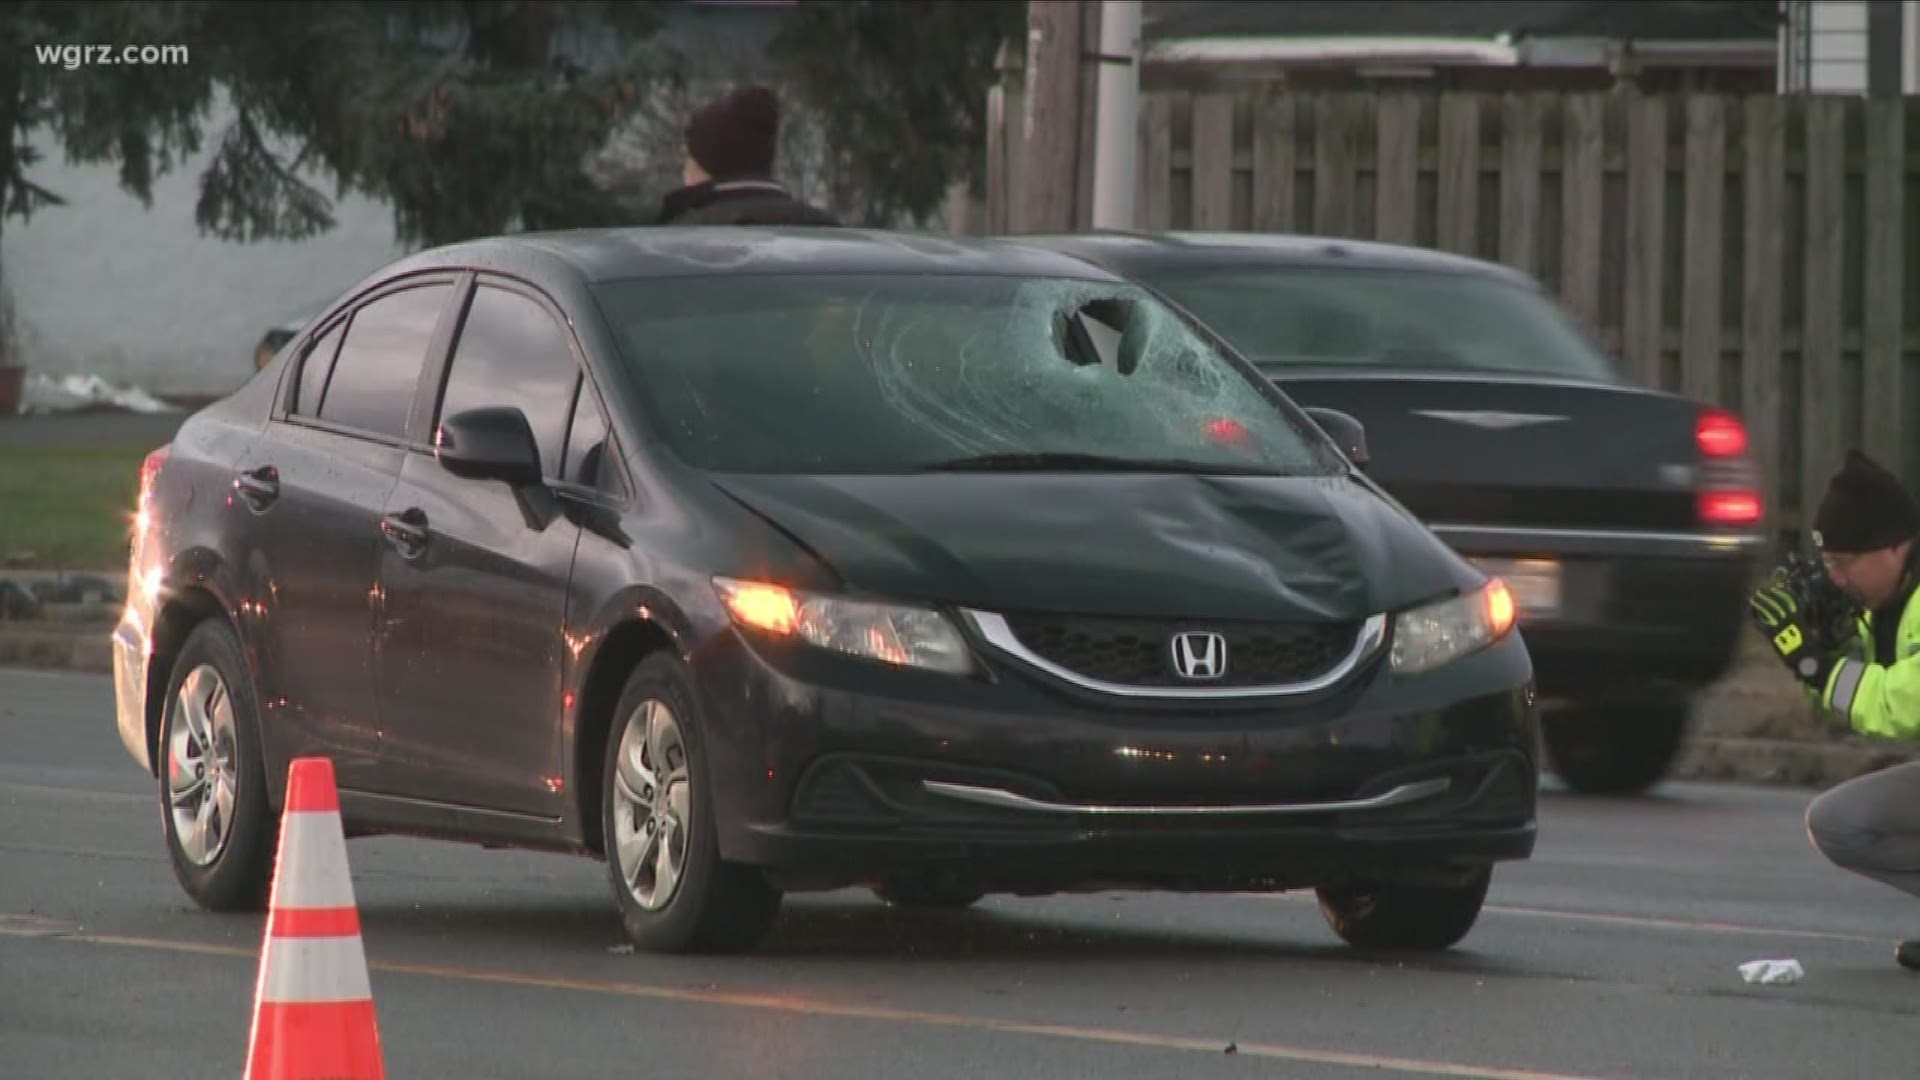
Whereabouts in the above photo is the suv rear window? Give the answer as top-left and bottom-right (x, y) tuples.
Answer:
(593, 273), (1343, 477)
(1139, 267), (1622, 383)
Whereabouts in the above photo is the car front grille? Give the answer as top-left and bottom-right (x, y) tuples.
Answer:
(998, 613), (1359, 689)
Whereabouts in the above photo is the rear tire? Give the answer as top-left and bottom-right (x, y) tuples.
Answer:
(158, 621), (278, 912)
(1542, 699), (1690, 796)
(1317, 867), (1491, 952)
(601, 653), (782, 954)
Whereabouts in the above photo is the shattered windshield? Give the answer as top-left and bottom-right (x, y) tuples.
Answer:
(1138, 266), (1623, 383)
(593, 274), (1345, 476)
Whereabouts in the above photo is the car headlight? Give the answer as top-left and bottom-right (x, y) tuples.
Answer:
(713, 578), (974, 675)
(1390, 579), (1518, 675)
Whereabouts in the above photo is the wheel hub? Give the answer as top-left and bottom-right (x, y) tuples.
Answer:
(611, 699), (691, 911)
(167, 664), (238, 866)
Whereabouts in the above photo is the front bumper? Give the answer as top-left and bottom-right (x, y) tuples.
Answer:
(111, 611), (153, 774)
(691, 627), (1538, 893)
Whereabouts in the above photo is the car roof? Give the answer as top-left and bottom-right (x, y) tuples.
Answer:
(372, 227), (1130, 288)
(1012, 230), (1536, 287)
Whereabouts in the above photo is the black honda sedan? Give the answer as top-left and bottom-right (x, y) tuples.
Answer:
(115, 227), (1536, 955)
(1024, 232), (1765, 795)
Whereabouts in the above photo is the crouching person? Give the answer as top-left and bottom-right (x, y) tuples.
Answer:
(1749, 449), (1920, 970)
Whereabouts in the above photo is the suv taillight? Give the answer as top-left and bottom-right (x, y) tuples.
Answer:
(1695, 410), (1748, 459)
(1694, 409), (1760, 528)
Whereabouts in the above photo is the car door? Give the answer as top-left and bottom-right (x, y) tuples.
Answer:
(369, 277), (591, 816)
(233, 277), (460, 792)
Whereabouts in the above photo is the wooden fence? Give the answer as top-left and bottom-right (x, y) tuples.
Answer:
(985, 88), (1920, 535)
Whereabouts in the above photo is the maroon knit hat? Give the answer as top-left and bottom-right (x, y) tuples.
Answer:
(685, 87), (779, 180)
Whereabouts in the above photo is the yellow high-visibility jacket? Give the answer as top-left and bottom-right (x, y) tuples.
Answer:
(1822, 579), (1920, 741)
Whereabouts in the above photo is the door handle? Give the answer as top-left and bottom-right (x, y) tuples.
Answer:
(234, 466), (279, 512)
(379, 508), (430, 560)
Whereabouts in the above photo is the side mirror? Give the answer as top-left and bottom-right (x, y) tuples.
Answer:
(436, 407), (543, 487)
(1305, 407), (1370, 470)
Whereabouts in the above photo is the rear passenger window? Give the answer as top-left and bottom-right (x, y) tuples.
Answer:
(294, 321), (345, 416)
(318, 284), (451, 440)
(438, 285), (579, 479)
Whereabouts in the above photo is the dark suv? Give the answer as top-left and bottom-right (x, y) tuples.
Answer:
(115, 228), (1538, 955)
(1025, 232), (1765, 795)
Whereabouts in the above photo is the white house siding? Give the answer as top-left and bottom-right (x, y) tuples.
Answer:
(1782, 0), (1920, 93)
(1909, 0), (1919, 91)
(4, 99), (409, 397)
(1800, 0), (1870, 91)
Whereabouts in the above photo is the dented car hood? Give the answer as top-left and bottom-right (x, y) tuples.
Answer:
(708, 471), (1475, 620)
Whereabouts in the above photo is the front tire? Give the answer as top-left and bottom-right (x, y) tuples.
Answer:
(601, 654), (782, 954)
(158, 621), (278, 912)
(1317, 867), (1491, 951)
(1542, 699), (1690, 796)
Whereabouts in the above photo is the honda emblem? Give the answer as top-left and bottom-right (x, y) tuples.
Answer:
(1171, 631), (1228, 680)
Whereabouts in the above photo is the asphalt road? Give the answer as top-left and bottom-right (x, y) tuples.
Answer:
(4, 666), (1915, 1080)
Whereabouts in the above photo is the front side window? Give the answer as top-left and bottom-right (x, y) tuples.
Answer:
(437, 285), (580, 479)
(1138, 266), (1622, 383)
(318, 284), (453, 439)
(592, 273), (1343, 477)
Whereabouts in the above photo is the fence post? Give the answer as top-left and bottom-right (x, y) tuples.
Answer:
(1680, 96), (1726, 405)
(1861, 98), (1907, 478)
(1801, 97), (1847, 519)
(1623, 95), (1669, 389)
(1741, 96), (1786, 527)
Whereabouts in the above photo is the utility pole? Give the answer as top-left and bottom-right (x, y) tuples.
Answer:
(1089, 1), (1140, 231)
(1017, 0), (1087, 233)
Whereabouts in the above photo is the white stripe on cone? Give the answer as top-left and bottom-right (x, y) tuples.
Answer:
(271, 810), (359, 909)
(258, 936), (376, 1004)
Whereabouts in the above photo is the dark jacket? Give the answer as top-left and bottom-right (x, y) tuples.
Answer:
(656, 178), (840, 227)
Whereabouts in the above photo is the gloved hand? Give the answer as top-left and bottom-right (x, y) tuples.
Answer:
(1748, 583), (1836, 692)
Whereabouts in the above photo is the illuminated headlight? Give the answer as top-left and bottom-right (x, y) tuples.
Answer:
(1389, 579), (1517, 675)
(713, 578), (973, 674)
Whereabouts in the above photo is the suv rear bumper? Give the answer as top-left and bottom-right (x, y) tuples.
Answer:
(1431, 524), (1764, 696)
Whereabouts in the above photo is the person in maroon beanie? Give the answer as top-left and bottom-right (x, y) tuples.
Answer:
(655, 86), (840, 227)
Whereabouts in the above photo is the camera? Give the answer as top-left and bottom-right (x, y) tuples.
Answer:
(1772, 549), (1861, 653)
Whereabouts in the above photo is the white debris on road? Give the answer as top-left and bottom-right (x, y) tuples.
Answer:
(1739, 958), (1805, 985)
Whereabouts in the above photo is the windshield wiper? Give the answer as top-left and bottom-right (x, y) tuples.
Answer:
(918, 452), (1277, 475)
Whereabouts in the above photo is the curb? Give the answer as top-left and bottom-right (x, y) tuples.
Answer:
(1671, 735), (1920, 789)
(0, 621), (115, 673)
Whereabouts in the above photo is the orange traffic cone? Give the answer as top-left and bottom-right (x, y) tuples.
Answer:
(244, 756), (385, 1079)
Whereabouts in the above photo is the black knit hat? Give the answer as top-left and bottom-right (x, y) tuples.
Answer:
(1812, 449), (1920, 553)
(685, 86), (779, 180)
